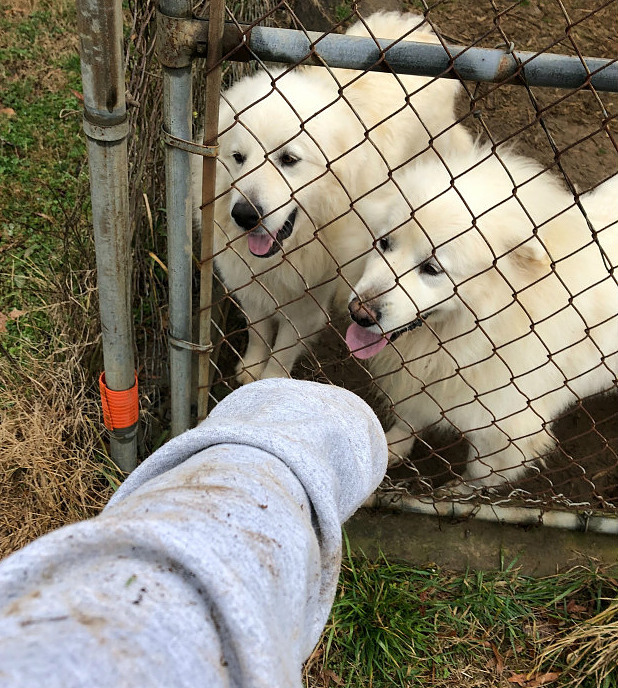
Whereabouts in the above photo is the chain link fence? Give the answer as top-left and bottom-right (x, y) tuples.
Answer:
(191, 0), (618, 517)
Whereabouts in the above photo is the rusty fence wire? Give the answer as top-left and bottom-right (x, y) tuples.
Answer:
(187, 0), (618, 518)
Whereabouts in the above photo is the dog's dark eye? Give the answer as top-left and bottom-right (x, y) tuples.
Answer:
(232, 152), (246, 165)
(279, 152), (299, 167)
(420, 260), (442, 276)
(378, 236), (390, 252)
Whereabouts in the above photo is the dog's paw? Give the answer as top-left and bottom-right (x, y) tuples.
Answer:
(235, 370), (255, 386)
(235, 362), (262, 386)
(385, 426), (415, 465)
(387, 449), (406, 468)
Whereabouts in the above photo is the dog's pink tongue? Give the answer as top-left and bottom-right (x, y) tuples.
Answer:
(346, 322), (390, 360)
(247, 231), (275, 256)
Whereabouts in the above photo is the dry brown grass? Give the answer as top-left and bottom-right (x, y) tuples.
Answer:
(0, 352), (117, 557)
(0, 215), (120, 559)
(538, 601), (618, 688)
(0, 0), (173, 557)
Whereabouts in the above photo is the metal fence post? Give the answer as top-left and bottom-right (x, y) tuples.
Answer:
(76, 0), (138, 472)
(197, 0), (225, 422)
(159, 0), (194, 437)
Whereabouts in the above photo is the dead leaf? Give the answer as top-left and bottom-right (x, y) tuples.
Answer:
(508, 671), (561, 687)
(321, 669), (343, 686)
(0, 107), (16, 117)
(566, 599), (589, 616)
(70, 89), (84, 102)
(0, 309), (27, 333)
(489, 642), (505, 673)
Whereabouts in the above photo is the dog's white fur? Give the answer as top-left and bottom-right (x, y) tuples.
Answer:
(347, 147), (618, 491)
(213, 11), (472, 383)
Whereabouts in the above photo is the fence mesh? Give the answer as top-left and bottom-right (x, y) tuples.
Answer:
(196, 0), (618, 513)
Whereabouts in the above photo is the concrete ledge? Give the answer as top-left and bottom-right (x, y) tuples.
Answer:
(345, 508), (618, 576)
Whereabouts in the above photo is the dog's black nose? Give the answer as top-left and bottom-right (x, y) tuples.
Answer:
(231, 200), (263, 231)
(348, 296), (381, 327)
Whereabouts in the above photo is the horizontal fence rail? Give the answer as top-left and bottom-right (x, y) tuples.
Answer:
(157, 15), (618, 91)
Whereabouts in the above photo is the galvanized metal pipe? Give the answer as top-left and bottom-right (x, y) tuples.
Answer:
(160, 0), (194, 437)
(158, 17), (618, 93)
(244, 26), (618, 91)
(197, 0), (225, 422)
(77, 0), (137, 472)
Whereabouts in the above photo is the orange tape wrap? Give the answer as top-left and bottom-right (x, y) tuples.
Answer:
(99, 372), (139, 432)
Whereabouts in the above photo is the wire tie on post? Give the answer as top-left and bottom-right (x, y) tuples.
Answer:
(161, 126), (219, 157)
(99, 372), (139, 435)
(168, 332), (215, 354)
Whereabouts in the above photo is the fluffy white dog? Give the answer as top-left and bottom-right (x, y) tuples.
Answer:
(212, 11), (472, 384)
(346, 146), (618, 492)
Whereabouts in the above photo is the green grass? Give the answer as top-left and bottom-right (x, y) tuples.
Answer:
(333, 0), (355, 24)
(0, 0), (90, 356)
(307, 540), (618, 687)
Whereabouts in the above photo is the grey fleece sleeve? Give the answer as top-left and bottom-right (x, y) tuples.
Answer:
(0, 379), (387, 688)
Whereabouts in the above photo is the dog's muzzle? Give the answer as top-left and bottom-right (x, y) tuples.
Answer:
(247, 208), (298, 259)
(390, 316), (425, 341)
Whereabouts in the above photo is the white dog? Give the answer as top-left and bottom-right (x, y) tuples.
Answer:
(346, 146), (618, 492)
(212, 11), (472, 384)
